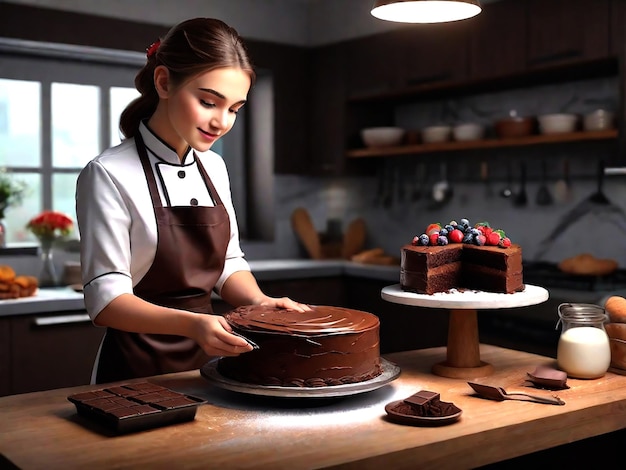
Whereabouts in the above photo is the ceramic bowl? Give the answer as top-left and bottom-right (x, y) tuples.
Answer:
(421, 125), (452, 144)
(494, 116), (535, 139)
(452, 123), (485, 142)
(583, 109), (615, 131)
(360, 127), (405, 147)
(538, 113), (578, 134)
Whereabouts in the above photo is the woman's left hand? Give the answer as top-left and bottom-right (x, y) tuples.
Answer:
(260, 296), (311, 312)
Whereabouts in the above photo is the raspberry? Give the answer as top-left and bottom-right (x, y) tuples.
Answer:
(475, 234), (486, 246)
(429, 233), (439, 245)
(412, 236), (420, 246)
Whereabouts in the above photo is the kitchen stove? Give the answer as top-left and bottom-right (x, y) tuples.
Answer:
(523, 262), (626, 293)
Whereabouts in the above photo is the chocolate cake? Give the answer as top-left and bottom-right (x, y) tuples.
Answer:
(400, 218), (524, 295)
(217, 305), (382, 387)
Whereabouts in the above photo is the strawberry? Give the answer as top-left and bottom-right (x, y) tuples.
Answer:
(425, 223), (442, 236)
(486, 231), (501, 246)
(499, 237), (512, 248)
(429, 233), (439, 246)
(449, 229), (464, 243)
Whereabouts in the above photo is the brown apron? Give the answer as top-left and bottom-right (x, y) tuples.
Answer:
(95, 133), (231, 383)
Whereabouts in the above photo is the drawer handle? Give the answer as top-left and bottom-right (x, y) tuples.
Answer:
(34, 314), (91, 326)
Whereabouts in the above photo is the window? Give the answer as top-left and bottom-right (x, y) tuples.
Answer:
(0, 38), (269, 246)
(0, 40), (142, 244)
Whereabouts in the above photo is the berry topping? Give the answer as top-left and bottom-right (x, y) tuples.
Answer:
(412, 218), (512, 247)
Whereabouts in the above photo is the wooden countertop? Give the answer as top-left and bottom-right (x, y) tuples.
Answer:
(1, 344), (625, 469)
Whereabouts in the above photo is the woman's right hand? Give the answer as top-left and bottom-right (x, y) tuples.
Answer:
(192, 314), (253, 357)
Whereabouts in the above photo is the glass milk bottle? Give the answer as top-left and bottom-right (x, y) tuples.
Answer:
(556, 303), (611, 379)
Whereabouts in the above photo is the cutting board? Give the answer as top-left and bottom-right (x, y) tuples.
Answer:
(290, 208), (322, 259)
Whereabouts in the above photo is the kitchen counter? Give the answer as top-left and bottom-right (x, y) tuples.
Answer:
(1, 344), (626, 469)
(0, 260), (400, 317)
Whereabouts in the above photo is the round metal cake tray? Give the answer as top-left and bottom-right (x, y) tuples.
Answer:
(200, 358), (401, 398)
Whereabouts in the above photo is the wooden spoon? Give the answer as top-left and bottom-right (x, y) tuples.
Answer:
(290, 207), (322, 259)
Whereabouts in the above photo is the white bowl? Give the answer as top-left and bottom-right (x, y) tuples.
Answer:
(422, 125), (451, 144)
(583, 109), (614, 131)
(360, 127), (405, 147)
(538, 113), (578, 134)
(452, 123), (485, 141)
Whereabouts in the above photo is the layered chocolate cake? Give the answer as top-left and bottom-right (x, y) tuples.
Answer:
(401, 218), (524, 295)
(217, 305), (382, 387)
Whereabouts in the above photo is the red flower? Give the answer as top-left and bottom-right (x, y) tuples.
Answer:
(27, 210), (73, 240)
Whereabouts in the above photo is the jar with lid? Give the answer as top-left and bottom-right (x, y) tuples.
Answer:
(556, 303), (611, 379)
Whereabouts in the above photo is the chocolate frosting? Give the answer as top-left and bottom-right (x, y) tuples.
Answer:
(225, 304), (380, 336)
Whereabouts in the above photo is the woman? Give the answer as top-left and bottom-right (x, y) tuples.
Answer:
(76, 17), (309, 384)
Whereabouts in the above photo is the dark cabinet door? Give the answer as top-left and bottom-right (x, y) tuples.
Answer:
(247, 42), (310, 175)
(10, 311), (105, 394)
(527, 0), (610, 69)
(469, 0), (527, 80)
(345, 31), (403, 98)
(0, 318), (9, 396)
(610, 0), (626, 56)
(399, 21), (470, 87)
(309, 43), (348, 176)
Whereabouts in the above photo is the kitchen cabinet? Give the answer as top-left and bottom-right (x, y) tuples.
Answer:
(469, 0), (527, 80)
(527, 0), (610, 69)
(343, 277), (448, 354)
(308, 42), (349, 175)
(344, 30), (403, 99)
(0, 320), (9, 396)
(246, 42), (310, 175)
(2, 310), (105, 396)
(398, 21), (470, 88)
(610, 0), (626, 55)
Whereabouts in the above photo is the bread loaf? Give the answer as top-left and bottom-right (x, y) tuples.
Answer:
(558, 253), (618, 276)
(604, 296), (626, 323)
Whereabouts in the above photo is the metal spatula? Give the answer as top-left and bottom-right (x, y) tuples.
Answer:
(468, 382), (565, 405)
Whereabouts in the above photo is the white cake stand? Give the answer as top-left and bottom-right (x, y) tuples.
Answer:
(381, 284), (549, 379)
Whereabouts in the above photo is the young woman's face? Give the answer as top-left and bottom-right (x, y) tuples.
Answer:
(164, 67), (251, 154)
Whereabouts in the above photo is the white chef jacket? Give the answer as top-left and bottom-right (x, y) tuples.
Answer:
(76, 121), (251, 321)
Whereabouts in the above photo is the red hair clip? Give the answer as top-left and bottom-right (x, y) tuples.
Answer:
(146, 40), (160, 58)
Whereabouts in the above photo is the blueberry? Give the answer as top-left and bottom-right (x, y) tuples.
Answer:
(462, 232), (474, 244)
(470, 228), (481, 236)
(437, 235), (449, 246)
(419, 234), (429, 246)
(460, 218), (469, 227)
(439, 228), (449, 237)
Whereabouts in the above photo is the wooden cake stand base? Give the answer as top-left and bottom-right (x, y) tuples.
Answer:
(381, 284), (549, 379)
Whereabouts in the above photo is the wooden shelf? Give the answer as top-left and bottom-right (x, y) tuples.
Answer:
(346, 129), (618, 158)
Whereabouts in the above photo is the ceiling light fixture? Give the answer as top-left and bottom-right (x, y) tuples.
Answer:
(371, 0), (482, 24)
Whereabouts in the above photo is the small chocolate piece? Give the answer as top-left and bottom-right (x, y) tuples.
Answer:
(157, 397), (198, 409)
(527, 365), (569, 390)
(403, 391), (440, 416)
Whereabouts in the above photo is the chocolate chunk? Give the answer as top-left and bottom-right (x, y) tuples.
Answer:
(527, 365), (569, 390)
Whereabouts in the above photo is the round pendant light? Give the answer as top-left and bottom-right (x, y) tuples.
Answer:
(371, 0), (482, 24)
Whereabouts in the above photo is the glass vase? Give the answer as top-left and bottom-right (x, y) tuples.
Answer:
(0, 218), (6, 248)
(38, 238), (59, 287)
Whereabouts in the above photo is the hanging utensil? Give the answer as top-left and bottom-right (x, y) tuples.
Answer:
(513, 161), (528, 207)
(467, 382), (565, 406)
(535, 159), (553, 206)
(533, 159), (626, 260)
(553, 158), (570, 203)
(481, 160), (494, 199)
(410, 163), (423, 202)
(432, 162), (453, 204)
(500, 161), (513, 198)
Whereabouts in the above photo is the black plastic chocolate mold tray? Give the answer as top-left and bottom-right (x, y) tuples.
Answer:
(67, 381), (207, 434)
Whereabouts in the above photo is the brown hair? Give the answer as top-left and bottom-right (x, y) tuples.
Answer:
(119, 18), (256, 139)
